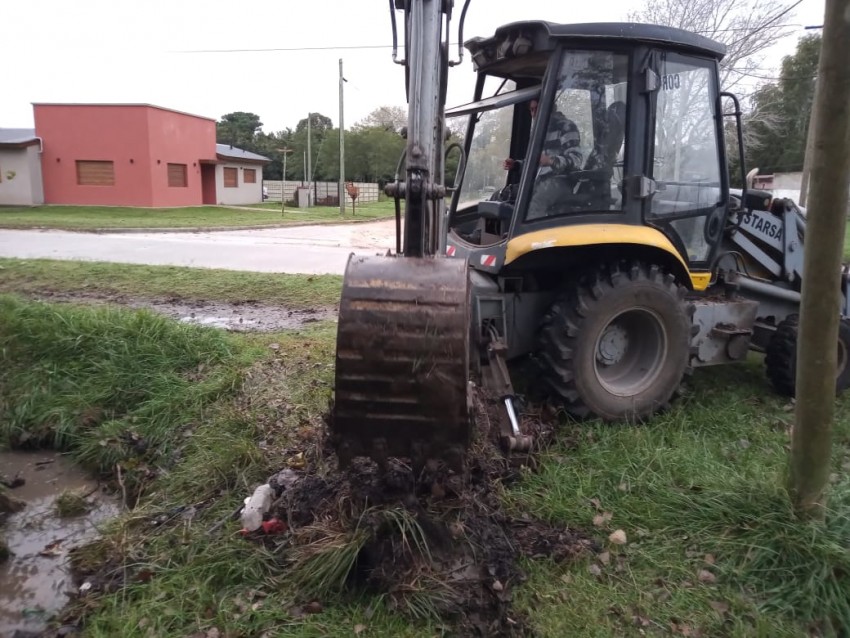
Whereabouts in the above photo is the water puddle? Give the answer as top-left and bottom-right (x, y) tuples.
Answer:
(24, 291), (338, 332)
(0, 451), (118, 636)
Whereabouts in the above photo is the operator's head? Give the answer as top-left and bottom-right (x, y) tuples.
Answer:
(529, 99), (539, 119)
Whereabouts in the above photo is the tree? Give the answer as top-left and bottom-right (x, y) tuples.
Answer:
(356, 106), (408, 133)
(747, 35), (821, 174)
(791, 0), (850, 519)
(628, 0), (800, 90)
(346, 126), (406, 184)
(216, 112), (264, 150)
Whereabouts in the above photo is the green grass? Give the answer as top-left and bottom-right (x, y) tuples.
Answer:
(244, 199), (394, 215)
(509, 361), (850, 636)
(2, 294), (850, 636)
(0, 258), (342, 309)
(0, 201), (395, 230)
(0, 295), (432, 637)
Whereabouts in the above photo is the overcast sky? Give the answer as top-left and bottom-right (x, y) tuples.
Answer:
(1, 0), (825, 134)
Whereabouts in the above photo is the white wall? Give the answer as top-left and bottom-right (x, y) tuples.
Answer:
(215, 162), (264, 205)
(0, 146), (44, 206)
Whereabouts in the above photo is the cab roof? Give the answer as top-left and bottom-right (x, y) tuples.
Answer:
(465, 21), (726, 73)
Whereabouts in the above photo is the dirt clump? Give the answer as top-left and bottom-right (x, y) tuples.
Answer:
(253, 390), (590, 636)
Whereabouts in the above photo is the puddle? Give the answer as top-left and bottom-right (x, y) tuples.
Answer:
(0, 451), (118, 636)
(157, 300), (337, 332)
(22, 291), (338, 332)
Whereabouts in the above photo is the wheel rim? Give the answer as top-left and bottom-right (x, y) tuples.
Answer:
(593, 308), (668, 397)
(838, 338), (847, 377)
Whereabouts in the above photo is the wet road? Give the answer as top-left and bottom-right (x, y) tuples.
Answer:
(0, 220), (398, 275)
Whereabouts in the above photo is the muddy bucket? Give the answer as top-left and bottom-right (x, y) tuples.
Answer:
(332, 254), (471, 470)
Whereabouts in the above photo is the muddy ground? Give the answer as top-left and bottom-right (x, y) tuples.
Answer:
(262, 393), (589, 636)
(0, 451), (117, 637)
(18, 290), (337, 332)
(70, 375), (586, 636)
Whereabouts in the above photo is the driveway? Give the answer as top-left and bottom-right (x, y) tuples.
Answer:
(0, 220), (398, 275)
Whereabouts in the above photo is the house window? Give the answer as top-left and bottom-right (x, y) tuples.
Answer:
(243, 168), (256, 184)
(76, 160), (115, 186)
(223, 167), (238, 188)
(167, 163), (188, 187)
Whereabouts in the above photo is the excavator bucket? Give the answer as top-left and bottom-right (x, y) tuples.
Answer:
(331, 254), (472, 470)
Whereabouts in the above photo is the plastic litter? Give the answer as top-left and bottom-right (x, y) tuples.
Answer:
(240, 484), (274, 532)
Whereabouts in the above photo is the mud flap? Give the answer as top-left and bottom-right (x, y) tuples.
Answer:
(331, 255), (472, 470)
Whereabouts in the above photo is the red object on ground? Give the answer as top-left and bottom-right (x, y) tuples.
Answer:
(260, 518), (287, 534)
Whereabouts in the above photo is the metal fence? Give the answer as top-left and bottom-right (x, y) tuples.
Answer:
(262, 181), (381, 205)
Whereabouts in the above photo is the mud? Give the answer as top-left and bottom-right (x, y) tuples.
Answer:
(257, 390), (589, 636)
(22, 290), (337, 332)
(0, 451), (117, 637)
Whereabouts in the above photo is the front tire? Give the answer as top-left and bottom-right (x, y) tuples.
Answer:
(537, 262), (691, 420)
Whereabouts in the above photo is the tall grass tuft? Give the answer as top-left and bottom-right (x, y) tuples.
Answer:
(0, 295), (238, 486)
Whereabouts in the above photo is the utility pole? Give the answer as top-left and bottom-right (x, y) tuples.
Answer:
(339, 58), (346, 217)
(799, 25), (823, 207)
(791, 0), (850, 518)
(799, 79), (817, 207)
(306, 113), (312, 206)
(277, 147), (292, 217)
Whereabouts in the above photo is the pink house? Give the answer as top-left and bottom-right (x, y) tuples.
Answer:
(34, 104), (219, 207)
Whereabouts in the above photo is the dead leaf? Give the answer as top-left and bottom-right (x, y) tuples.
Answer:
(709, 600), (729, 614)
(491, 580), (504, 592)
(589, 497), (602, 510)
(671, 622), (694, 636)
(251, 601), (263, 612)
(618, 482), (628, 492)
(609, 529), (627, 545)
(704, 554), (715, 565)
(354, 624), (367, 635)
(305, 601), (323, 614)
(593, 511), (613, 527)
(598, 551), (611, 565)
(698, 569), (717, 584)
(268, 343), (280, 351)
(39, 540), (63, 557)
(206, 629), (221, 638)
(588, 563), (602, 576)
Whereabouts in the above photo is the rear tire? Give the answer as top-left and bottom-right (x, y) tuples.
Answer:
(537, 262), (691, 420)
(764, 315), (850, 397)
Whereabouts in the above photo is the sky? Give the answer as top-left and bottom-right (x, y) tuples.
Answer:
(1, 0), (825, 134)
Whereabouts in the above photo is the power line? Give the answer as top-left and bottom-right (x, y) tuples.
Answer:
(725, 67), (817, 81)
(726, 1), (805, 49)
(175, 20), (813, 54)
(176, 43), (400, 53)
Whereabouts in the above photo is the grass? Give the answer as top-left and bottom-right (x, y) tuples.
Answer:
(0, 201), (395, 230)
(0, 295), (433, 636)
(1, 292), (850, 636)
(509, 361), (850, 636)
(0, 258), (343, 310)
(55, 489), (91, 517)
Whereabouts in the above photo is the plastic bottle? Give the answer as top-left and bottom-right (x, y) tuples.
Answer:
(240, 484), (274, 532)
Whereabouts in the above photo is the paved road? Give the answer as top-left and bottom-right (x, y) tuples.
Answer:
(0, 220), (398, 275)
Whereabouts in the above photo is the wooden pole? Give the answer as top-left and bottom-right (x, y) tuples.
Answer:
(791, 0), (850, 518)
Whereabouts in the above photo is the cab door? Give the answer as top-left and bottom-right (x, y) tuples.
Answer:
(646, 52), (729, 269)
